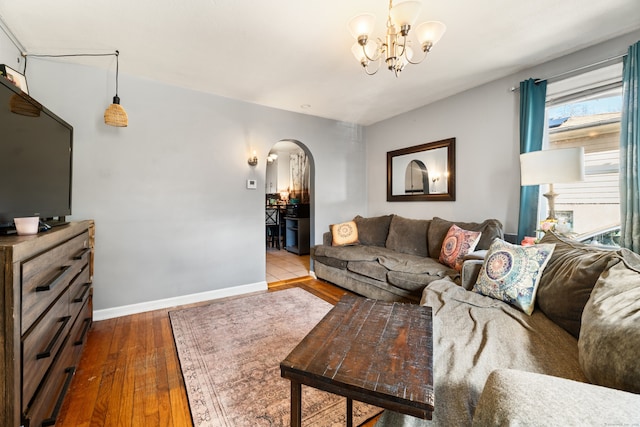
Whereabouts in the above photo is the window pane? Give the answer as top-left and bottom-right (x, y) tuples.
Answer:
(544, 90), (621, 246)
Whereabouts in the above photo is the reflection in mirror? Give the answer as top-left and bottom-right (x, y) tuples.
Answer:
(387, 138), (455, 201)
(405, 160), (428, 194)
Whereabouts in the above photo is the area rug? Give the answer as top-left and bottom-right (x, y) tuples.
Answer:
(169, 288), (381, 426)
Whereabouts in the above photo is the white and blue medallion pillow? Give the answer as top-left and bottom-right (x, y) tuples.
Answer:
(473, 239), (555, 315)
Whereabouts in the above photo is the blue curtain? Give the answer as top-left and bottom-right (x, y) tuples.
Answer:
(620, 41), (640, 252)
(517, 78), (547, 242)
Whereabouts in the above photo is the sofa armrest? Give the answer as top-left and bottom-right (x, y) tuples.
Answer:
(472, 369), (640, 427)
(464, 249), (487, 261)
(460, 259), (483, 290)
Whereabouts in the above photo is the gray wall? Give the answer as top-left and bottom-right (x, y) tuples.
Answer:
(0, 32), (367, 311)
(366, 30), (640, 234)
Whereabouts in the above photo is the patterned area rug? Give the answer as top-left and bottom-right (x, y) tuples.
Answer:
(169, 288), (381, 426)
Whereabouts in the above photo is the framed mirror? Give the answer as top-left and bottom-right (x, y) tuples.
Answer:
(387, 138), (456, 201)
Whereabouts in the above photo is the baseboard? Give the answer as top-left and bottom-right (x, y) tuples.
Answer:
(93, 281), (268, 321)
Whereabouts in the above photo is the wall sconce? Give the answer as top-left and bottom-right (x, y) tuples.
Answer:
(248, 150), (258, 166)
(267, 153), (278, 163)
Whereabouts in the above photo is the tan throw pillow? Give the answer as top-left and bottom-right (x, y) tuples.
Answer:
(439, 224), (482, 271)
(331, 221), (359, 246)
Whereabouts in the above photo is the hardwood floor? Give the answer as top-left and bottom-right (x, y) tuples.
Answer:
(56, 278), (380, 426)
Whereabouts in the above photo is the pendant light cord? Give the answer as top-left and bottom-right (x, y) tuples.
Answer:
(23, 51), (120, 81)
(115, 50), (119, 97)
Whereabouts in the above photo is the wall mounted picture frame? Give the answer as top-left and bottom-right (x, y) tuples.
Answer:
(387, 137), (456, 202)
(0, 64), (28, 94)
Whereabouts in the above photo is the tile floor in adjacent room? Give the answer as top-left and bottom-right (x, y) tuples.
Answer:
(266, 247), (311, 282)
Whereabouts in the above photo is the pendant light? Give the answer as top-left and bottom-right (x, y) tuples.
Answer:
(104, 50), (128, 127)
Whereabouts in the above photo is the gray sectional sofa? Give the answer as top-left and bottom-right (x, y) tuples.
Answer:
(312, 214), (504, 302)
(373, 230), (640, 426)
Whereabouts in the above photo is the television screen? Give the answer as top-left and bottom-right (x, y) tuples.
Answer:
(0, 76), (73, 227)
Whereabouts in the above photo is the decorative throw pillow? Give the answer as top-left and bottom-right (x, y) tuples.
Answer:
(473, 239), (555, 315)
(331, 221), (359, 246)
(428, 217), (503, 259)
(439, 224), (482, 271)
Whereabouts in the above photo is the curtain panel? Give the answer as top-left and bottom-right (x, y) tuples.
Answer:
(620, 41), (640, 252)
(517, 78), (548, 242)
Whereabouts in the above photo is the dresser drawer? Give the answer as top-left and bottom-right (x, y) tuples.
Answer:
(22, 288), (71, 408)
(24, 331), (76, 427)
(70, 296), (92, 363)
(22, 232), (90, 334)
(69, 265), (91, 321)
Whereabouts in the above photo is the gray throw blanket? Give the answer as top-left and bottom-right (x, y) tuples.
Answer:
(376, 278), (588, 427)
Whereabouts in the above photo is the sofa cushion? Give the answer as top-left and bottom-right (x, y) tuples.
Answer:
(347, 260), (388, 282)
(428, 217), (503, 259)
(473, 239), (555, 315)
(353, 214), (393, 247)
(385, 215), (430, 257)
(579, 249), (640, 394)
(387, 270), (450, 293)
(330, 221), (359, 246)
(315, 244), (394, 262)
(473, 369), (640, 427)
(537, 231), (617, 338)
(378, 279), (586, 427)
(439, 224), (482, 271)
(377, 252), (457, 276)
(313, 255), (348, 270)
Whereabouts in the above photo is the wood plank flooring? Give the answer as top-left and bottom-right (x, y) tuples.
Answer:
(56, 277), (380, 426)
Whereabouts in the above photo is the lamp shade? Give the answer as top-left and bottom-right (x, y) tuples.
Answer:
(348, 13), (376, 40)
(390, 1), (422, 28)
(415, 21), (446, 48)
(104, 95), (128, 127)
(520, 147), (585, 186)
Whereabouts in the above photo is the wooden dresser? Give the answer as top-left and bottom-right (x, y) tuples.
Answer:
(0, 220), (94, 427)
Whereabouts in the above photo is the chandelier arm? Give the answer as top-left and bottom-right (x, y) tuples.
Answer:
(405, 48), (428, 65)
(361, 40), (382, 62)
(363, 58), (381, 75)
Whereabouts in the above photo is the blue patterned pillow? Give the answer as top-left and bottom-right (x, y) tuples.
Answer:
(473, 239), (555, 315)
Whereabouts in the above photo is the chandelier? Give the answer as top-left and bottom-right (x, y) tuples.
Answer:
(348, 0), (446, 77)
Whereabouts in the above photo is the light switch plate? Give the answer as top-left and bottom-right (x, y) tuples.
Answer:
(247, 179), (257, 189)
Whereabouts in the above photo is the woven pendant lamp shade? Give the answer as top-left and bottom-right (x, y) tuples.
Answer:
(104, 95), (128, 127)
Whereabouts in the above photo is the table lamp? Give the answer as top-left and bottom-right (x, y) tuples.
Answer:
(520, 147), (585, 220)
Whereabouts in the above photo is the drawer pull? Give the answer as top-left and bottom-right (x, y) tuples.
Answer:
(73, 283), (91, 303)
(42, 367), (76, 427)
(74, 317), (92, 346)
(36, 265), (72, 292)
(36, 316), (71, 360)
(73, 247), (91, 260)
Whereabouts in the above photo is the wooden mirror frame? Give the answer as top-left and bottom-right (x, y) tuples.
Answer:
(387, 138), (456, 202)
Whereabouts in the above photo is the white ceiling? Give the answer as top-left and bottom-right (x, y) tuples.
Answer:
(1, 1), (639, 125)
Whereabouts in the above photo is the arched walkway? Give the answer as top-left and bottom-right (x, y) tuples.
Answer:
(264, 139), (314, 282)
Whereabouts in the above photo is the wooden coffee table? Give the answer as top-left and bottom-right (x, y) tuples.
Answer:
(280, 294), (434, 427)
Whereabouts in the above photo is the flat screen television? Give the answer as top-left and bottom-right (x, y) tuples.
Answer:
(0, 75), (73, 233)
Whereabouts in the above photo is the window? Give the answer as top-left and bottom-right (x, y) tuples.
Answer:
(542, 63), (623, 247)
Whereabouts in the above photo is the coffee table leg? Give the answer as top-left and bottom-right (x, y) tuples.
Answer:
(291, 381), (302, 427)
(346, 397), (353, 427)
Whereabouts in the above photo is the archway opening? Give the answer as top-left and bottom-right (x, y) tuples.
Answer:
(264, 139), (314, 283)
